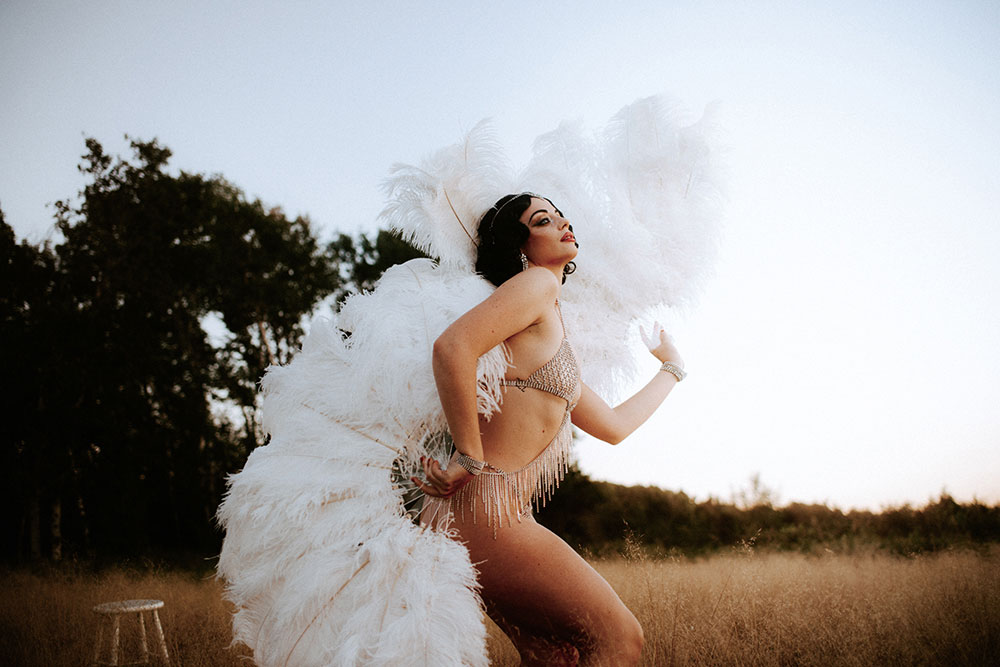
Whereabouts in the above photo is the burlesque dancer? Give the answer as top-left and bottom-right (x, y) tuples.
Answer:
(217, 96), (722, 666)
(416, 193), (687, 665)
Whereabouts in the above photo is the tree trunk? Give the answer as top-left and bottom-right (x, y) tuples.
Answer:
(50, 497), (62, 562)
(257, 319), (275, 366)
(77, 493), (90, 550)
(28, 494), (41, 561)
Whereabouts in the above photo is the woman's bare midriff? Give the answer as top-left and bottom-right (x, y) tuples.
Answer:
(478, 385), (571, 470)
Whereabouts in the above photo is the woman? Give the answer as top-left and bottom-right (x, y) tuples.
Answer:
(219, 99), (719, 665)
(414, 193), (687, 665)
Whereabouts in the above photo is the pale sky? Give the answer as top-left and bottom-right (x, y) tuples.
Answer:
(3, 0), (998, 510)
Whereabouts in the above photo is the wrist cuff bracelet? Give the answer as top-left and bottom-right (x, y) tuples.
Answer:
(456, 453), (485, 476)
(659, 361), (686, 382)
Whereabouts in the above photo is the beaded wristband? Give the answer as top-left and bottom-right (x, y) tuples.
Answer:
(456, 453), (486, 476)
(659, 361), (686, 382)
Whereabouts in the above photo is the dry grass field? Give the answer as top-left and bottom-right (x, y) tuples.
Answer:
(489, 547), (1000, 666)
(2, 548), (997, 666)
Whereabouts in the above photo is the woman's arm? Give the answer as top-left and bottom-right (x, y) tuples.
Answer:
(414, 268), (560, 497)
(570, 327), (684, 445)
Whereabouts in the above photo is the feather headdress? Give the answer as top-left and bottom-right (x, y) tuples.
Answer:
(382, 95), (725, 399)
(218, 94), (725, 666)
(379, 120), (516, 269)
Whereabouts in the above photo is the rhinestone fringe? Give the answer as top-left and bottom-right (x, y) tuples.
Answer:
(450, 410), (573, 533)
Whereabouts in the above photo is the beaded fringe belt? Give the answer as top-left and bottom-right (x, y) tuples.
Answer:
(427, 410), (573, 534)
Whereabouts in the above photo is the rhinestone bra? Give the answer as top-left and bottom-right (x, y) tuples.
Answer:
(499, 301), (580, 406)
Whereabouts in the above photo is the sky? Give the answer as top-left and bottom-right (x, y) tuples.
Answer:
(3, 0), (998, 510)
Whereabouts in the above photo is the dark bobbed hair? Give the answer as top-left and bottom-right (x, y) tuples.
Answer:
(475, 193), (577, 287)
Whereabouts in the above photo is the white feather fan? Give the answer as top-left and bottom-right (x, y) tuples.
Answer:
(537, 96), (726, 400)
(218, 261), (505, 666)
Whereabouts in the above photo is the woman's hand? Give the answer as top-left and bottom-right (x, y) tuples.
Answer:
(640, 321), (684, 368)
(411, 450), (474, 498)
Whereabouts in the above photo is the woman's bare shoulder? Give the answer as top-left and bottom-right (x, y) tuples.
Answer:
(491, 267), (560, 306)
(437, 269), (558, 353)
(435, 269), (557, 353)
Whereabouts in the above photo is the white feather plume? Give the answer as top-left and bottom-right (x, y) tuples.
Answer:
(219, 261), (506, 666)
(218, 422), (485, 666)
(380, 120), (516, 269)
(518, 96), (726, 400)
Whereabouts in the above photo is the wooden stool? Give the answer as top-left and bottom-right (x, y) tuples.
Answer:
(92, 599), (170, 665)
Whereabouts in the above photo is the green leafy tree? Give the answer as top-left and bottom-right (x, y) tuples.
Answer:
(50, 139), (225, 555)
(4, 138), (340, 560)
(201, 184), (339, 453)
(327, 229), (428, 304)
(1, 209), (78, 560)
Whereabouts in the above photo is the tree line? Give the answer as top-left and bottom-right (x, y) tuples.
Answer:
(2, 137), (422, 563)
(4, 138), (998, 564)
(536, 467), (1000, 557)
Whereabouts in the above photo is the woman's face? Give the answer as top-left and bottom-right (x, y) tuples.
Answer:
(519, 197), (577, 267)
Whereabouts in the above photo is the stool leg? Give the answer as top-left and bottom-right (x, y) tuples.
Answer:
(94, 616), (105, 664)
(111, 615), (121, 665)
(138, 611), (149, 662)
(151, 609), (170, 664)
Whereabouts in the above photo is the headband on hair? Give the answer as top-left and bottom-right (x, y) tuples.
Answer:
(483, 192), (542, 225)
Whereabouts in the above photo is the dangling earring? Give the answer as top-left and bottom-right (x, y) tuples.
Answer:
(520, 252), (529, 272)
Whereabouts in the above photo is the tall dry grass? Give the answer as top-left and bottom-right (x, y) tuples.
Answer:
(2, 549), (997, 665)
(1, 566), (251, 666)
(628, 547), (998, 666)
(487, 547), (1000, 666)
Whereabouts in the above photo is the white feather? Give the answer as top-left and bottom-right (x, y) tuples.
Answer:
(522, 95), (726, 401)
(380, 121), (516, 269)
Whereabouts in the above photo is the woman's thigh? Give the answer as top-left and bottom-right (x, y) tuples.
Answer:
(456, 515), (639, 649)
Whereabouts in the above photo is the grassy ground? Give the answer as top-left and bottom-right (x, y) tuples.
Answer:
(488, 547), (1000, 666)
(0, 565), (251, 666)
(2, 549), (997, 665)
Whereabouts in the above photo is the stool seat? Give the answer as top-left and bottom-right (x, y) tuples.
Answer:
(94, 600), (164, 614)
(92, 599), (169, 665)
